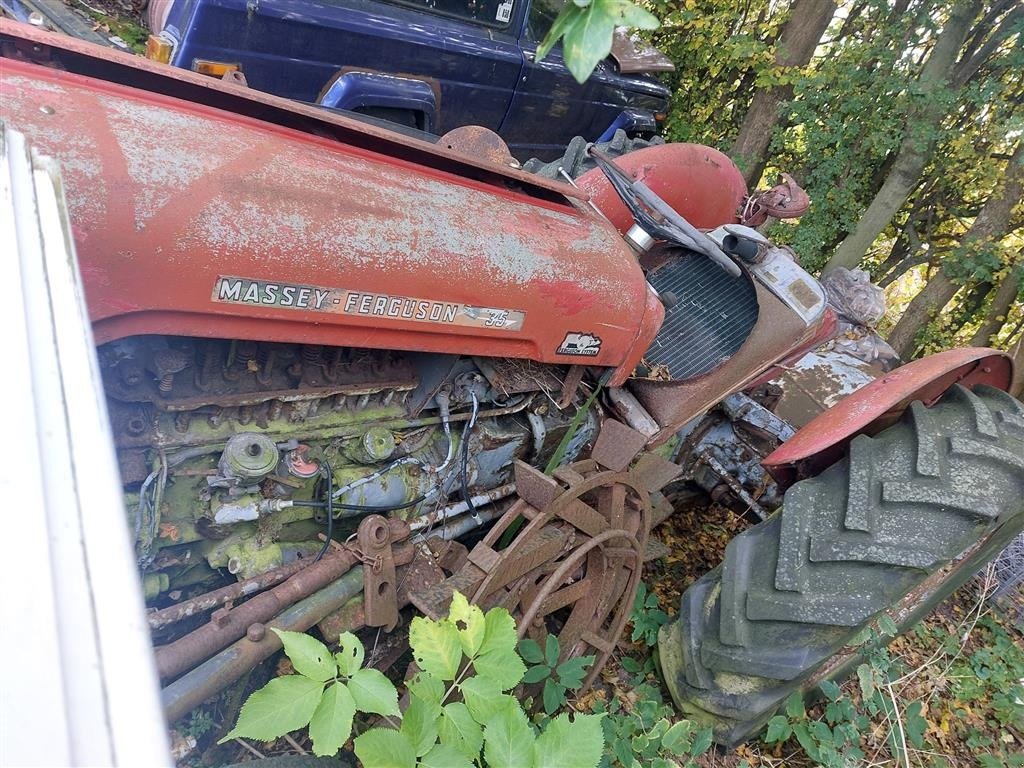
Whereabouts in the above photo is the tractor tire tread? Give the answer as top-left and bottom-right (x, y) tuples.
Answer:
(664, 384), (1024, 744)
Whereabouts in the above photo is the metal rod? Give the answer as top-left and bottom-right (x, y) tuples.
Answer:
(408, 483), (517, 532)
(146, 558), (314, 629)
(161, 567), (365, 723)
(154, 549), (360, 681)
(413, 504), (504, 541)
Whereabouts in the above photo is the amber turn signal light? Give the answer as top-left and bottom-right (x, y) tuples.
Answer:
(192, 60), (241, 78)
(145, 34), (173, 64)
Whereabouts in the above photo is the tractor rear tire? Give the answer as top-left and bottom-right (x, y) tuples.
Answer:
(658, 384), (1024, 745)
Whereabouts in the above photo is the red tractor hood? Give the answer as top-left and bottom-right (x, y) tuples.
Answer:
(0, 22), (661, 385)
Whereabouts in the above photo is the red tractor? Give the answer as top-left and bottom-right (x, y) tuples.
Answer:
(2, 19), (1021, 750)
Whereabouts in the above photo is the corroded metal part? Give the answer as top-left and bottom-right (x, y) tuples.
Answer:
(764, 347), (1014, 487)
(0, 21), (661, 385)
(358, 514), (399, 631)
(610, 29), (676, 74)
(154, 530), (414, 681)
(146, 557), (314, 629)
(162, 568), (365, 722)
(153, 548), (360, 681)
(408, 455), (650, 694)
(437, 126), (518, 168)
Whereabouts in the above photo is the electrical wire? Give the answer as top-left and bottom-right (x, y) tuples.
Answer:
(313, 459), (334, 562)
(294, 495), (428, 514)
(460, 392), (480, 522)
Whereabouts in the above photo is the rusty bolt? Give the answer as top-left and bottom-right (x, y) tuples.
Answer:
(247, 623), (266, 642)
(212, 606), (232, 627)
(152, 349), (190, 394)
(120, 361), (144, 387)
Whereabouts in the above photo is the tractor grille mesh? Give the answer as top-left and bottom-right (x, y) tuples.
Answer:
(644, 253), (759, 380)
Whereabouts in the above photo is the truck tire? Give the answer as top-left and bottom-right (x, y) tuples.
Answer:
(658, 384), (1024, 746)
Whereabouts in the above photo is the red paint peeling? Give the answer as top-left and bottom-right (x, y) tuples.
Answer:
(537, 280), (600, 314)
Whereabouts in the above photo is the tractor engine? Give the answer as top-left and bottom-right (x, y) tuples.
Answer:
(100, 335), (597, 601)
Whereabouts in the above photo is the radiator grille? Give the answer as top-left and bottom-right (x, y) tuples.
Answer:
(644, 253), (759, 380)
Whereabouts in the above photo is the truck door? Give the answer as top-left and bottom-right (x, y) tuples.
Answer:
(169, 0), (522, 133)
(498, 0), (626, 159)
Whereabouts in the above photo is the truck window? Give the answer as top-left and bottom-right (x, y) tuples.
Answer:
(381, 0), (517, 28)
(528, 0), (565, 40)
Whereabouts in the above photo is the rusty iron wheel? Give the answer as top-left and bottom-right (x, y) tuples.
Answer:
(470, 460), (651, 693)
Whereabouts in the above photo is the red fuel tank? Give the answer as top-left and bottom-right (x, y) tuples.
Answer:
(0, 21), (662, 385)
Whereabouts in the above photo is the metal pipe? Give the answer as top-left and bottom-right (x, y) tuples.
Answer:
(154, 549), (360, 681)
(408, 483), (517, 532)
(413, 503), (504, 541)
(162, 567), (365, 723)
(146, 558), (314, 630)
(161, 503), (506, 721)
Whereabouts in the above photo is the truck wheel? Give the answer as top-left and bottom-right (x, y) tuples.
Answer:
(658, 384), (1024, 746)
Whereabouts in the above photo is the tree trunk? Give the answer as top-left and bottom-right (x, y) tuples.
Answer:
(887, 141), (1024, 358)
(1009, 332), (1024, 399)
(970, 272), (1022, 346)
(823, 0), (982, 272)
(887, 272), (959, 358)
(730, 0), (838, 186)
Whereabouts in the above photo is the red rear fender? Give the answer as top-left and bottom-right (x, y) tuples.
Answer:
(763, 347), (1014, 488)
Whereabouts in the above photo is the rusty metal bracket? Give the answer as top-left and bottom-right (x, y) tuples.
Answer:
(357, 515), (399, 631)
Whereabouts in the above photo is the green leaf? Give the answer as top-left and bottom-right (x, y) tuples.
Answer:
(483, 702), (536, 768)
(474, 648), (527, 691)
(409, 615), (463, 681)
(479, 607), (518, 658)
(220, 675), (324, 743)
(523, 665), (551, 684)
(785, 691), (806, 720)
(690, 727), (713, 756)
(542, 677), (564, 714)
(308, 682), (355, 757)
(406, 671), (445, 709)
(273, 629), (336, 683)
(764, 715), (791, 744)
(905, 701), (927, 748)
(474, 611), (526, 689)
(604, 0), (659, 29)
(856, 663), (875, 700)
(661, 720), (693, 754)
(556, 656), (593, 690)
(460, 675), (514, 724)
(438, 702), (484, 759)
(348, 668), (400, 718)
(536, 3), (583, 61)
(353, 727), (416, 768)
(819, 680), (842, 702)
(533, 712), (604, 768)
(420, 743), (475, 768)
(544, 634), (560, 667)
(562, 1), (618, 84)
(400, 693), (438, 757)
(449, 591), (487, 659)
(335, 631), (365, 677)
(518, 639), (545, 665)
(613, 735), (633, 767)
(878, 614), (899, 637)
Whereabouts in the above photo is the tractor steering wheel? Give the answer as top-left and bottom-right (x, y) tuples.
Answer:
(587, 146), (741, 277)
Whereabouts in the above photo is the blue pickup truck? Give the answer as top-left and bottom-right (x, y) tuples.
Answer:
(146, 0), (673, 158)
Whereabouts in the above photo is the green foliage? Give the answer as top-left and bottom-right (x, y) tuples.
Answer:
(629, 582), (670, 647)
(221, 628), (396, 756)
(181, 708), (215, 741)
(519, 634), (595, 714)
(537, 0), (659, 84)
(359, 593), (603, 768)
(593, 667), (713, 767)
(650, 0), (782, 148)
(760, 612), (1024, 767)
(227, 594), (606, 766)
